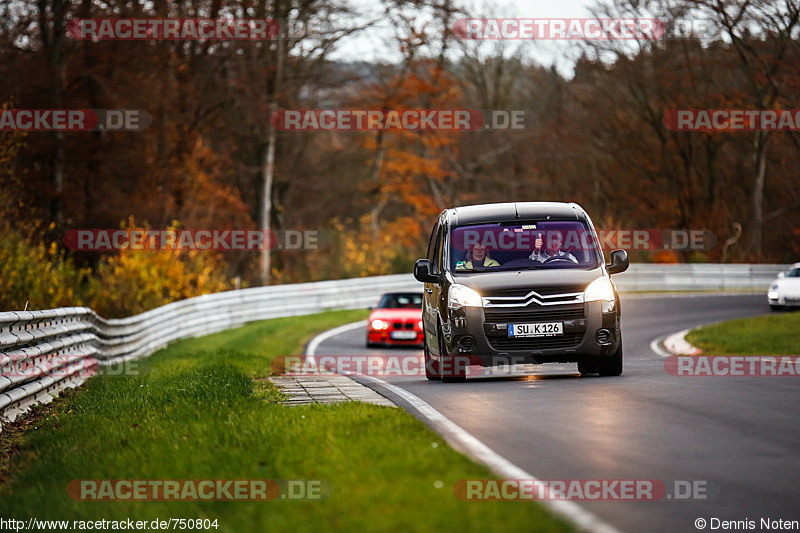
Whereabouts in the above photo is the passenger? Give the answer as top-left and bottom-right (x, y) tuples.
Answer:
(530, 231), (578, 263)
(457, 243), (500, 270)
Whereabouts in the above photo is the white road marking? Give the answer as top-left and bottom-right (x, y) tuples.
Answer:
(650, 335), (673, 358)
(305, 320), (366, 356)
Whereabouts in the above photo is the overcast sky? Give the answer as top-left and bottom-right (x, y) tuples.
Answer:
(328, 0), (598, 75)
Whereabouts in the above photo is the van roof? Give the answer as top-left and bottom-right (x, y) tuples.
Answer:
(446, 202), (587, 226)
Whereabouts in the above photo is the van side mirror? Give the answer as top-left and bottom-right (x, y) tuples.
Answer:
(607, 249), (629, 275)
(414, 259), (439, 283)
(777, 272), (786, 279)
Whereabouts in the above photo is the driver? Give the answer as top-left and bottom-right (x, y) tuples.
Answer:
(456, 243), (500, 270)
(529, 231), (578, 263)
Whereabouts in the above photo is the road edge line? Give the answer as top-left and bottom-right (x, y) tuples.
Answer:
(305, 320), (366, 356)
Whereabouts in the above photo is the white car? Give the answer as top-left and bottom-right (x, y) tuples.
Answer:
(768, 263), (800, 311)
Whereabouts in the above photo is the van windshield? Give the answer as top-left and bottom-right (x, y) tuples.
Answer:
(449, 221), (601, 272)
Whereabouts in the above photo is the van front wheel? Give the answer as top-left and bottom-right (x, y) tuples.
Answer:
(424, 341), (440, 380)
(597, 344), (623, 377)
(439, 323), (466, 383)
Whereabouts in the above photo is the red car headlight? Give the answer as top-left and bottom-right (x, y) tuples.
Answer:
(370, 319), (390, 331)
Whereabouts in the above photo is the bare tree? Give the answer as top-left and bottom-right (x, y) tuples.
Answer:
(692, 0), (800, 257)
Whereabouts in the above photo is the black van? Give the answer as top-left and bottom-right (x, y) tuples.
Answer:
(413, 202), (628, 382)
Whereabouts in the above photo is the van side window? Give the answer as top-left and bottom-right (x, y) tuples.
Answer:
(435, 223), (448, 273)
(427, 221), (439, 261)
(431, 224), (443, 273)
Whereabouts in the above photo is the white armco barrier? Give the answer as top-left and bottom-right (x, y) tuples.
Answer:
(0, 264), (788, 427)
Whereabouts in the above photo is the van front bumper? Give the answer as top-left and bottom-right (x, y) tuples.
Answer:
(441, 301), (621, 367)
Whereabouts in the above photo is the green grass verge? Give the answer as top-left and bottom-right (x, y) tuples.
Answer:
(686, 311), (800, 355)
(0, 309), (574, 532)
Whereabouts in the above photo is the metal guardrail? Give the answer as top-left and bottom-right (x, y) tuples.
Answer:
(0, 264), (789, 427)
(0, 274), (419, 427)
(611, 263), (790, 292)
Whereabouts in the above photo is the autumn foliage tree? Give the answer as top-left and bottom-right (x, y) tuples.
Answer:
(2, 0), (800, 314)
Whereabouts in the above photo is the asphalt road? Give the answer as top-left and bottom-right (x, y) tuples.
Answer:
(315, 293), (800, 533)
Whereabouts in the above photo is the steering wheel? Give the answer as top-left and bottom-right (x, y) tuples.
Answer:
(542, 254), (574, 263)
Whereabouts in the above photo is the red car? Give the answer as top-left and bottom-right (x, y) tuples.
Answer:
(366, 292), (424, 347)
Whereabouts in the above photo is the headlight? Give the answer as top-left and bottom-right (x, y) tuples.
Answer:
(448, 284), (483, 308)
(585, 277), (615, 302)
(370, 319), (389, 331)
(418, 320), (423, 330)
(768, 284), (779, 300)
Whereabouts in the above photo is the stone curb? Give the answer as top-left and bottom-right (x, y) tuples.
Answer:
(269, 375), (396, 407)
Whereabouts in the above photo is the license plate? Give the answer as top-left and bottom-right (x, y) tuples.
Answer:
(391, 330), (418, 340)
(508, 322), (563, 337)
